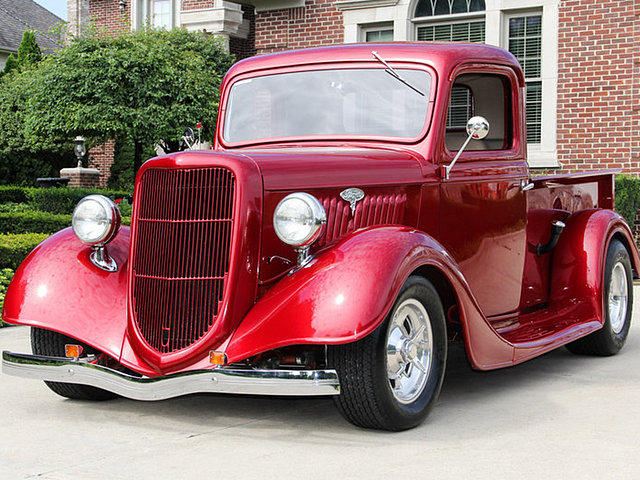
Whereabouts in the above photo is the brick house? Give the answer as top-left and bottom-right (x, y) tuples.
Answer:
(69, 0), (639, 183)
(0, 0), (63, 69)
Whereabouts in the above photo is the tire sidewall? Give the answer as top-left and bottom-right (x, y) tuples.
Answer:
(603, 240), (633, 351)
(371, 276), (448, 430)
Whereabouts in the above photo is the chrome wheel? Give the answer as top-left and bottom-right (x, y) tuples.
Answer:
(386, 298), (433, 404)
(609, 261), (629, 334)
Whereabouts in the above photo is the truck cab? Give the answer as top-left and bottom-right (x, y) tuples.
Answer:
(3, 43), (638, 431)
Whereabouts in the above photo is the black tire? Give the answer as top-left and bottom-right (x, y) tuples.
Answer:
(566, 239), (633, 356)
(31, 327), (117, 401)
(328, 276), (447, 431)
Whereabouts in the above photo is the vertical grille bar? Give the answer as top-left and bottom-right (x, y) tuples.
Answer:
(132, 168), (236, 353)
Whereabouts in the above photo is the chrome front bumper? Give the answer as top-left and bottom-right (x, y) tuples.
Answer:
(2, 351), (340, 400)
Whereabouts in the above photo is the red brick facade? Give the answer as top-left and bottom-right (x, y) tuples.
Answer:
(88, 140), (115, 188)
(557, 0), (640, 175)
(89, 0), (131, 34)
(254, 1), (343, 54)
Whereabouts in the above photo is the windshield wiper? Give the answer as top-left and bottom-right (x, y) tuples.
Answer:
(372, 51), (425, 97)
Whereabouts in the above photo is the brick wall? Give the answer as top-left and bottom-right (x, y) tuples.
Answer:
(556, 0), (640, 176)
(182, 0), (216, 10)
(89, 0), (131, 34)
(88, 140), (116, 188)
(255, 1), (343, 54)
(230, 5), (256, 60)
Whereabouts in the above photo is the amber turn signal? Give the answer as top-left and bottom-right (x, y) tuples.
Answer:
(65, 344), (83, 359)
(209, 351), (227, 365)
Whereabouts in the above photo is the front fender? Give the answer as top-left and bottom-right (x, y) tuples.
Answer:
(2, 227), (130, 364)
(224, 226), (515, 368)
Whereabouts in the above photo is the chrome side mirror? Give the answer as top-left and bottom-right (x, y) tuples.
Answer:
(466, 116), (489, 140)
(443, 116), (491, 180)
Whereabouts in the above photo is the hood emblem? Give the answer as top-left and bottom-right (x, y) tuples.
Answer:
(340, 188), (365, 216)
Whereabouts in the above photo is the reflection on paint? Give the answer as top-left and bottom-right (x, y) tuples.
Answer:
(37, 285), (48, 298)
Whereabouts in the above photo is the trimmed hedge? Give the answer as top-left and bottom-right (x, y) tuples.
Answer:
(0, 211), (71, 234)
(0, 233), (50, 269)
(27, 187), (132, 215)
(0, 186), (29, 204)
(615, 175), (640, 228)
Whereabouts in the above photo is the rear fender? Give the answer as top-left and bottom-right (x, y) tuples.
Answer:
(550, 209), (640, 317)
(2, 228), (130, 367)
(224, 226), (515, 369)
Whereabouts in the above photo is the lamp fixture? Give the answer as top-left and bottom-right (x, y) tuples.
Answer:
(118, 0), (127, 13)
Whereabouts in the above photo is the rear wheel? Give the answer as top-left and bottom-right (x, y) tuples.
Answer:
(566, 239), (633, 356)
(31, 327), (117, 400)
(329, 276), (447, 431)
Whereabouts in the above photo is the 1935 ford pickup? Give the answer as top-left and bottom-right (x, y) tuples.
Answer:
(3, 43), (638, 431)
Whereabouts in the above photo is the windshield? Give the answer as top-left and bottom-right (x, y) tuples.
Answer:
(223, 68), (432, 144)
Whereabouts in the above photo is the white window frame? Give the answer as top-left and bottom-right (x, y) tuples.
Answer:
(338, 0), (559, 168)
(132, 0), (179, 30)
(361, 23), (395, 42)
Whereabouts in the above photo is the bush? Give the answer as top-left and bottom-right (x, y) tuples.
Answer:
(0, 267), (14, 326)
(0, 186), (29, 203)
(0, 233), (50, 269)
(26, 187), (132, 215)
(614, 175), (640, 228)
(0, 211), (71, 234)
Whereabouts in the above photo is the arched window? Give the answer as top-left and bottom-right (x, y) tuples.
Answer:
(414, 0), (486, 43)
(414, 0), (485, 18)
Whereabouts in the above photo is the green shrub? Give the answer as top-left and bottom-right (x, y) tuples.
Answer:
(0, 202), (33, 213)
(0, 211), (71, 234)
(0, 267), (14, 325)
(0, 233), (49, 269)
(0, 186), (29, 203)
(614, 175), (640, 228)
(26, 187), (132, 215)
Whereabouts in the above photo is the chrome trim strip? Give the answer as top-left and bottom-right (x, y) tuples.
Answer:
(2, 351), (340, 400)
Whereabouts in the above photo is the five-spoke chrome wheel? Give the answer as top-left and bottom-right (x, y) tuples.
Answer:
(608, 261), (628, 335)
(386, 298), (433, 404)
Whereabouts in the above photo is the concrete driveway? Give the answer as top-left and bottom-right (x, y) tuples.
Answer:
(2, 289), (640, 480)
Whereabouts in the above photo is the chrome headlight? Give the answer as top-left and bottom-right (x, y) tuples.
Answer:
(72, 195), (121, 246)
(274, 192), (326, 247)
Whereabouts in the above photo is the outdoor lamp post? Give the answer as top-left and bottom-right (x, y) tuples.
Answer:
(119, 1), (127, 13)
(74, 136), (86, 168)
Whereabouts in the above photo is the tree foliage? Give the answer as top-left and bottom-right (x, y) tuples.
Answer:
(0, 33), (68, 185)
(17, 30), (42, 67)
(25, 28), (234, 172)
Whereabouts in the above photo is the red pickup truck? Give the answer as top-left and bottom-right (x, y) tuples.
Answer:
(3, 43), (638, 431)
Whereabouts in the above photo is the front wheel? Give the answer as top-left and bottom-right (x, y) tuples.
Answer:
(31, 327), (117, 401)
(566, 239), (633, 356)
(329, 276), (447, 431)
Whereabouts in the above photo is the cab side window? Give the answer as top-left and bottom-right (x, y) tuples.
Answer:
(446, 73), (513, 152)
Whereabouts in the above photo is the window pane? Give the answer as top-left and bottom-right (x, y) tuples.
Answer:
(152, 0), (171, 29)
(508, 14), (542, 143)
(224, 68), (432, 143)
(366, 29), (394, 42)
(525, 82), (542, 143)
(414, 0), (485, 17)
(417, 21), (485, 42)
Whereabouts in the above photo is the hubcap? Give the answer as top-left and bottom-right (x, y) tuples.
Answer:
(386, 298), (433, 404)
(609, 262), (628, 334)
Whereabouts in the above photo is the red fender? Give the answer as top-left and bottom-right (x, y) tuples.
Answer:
(224, 226), (515, 369)
(2, 228), (130, 366)
(550, 209), (640, 315)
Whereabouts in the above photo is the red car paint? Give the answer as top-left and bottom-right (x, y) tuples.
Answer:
(3, 43), (639, 377)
